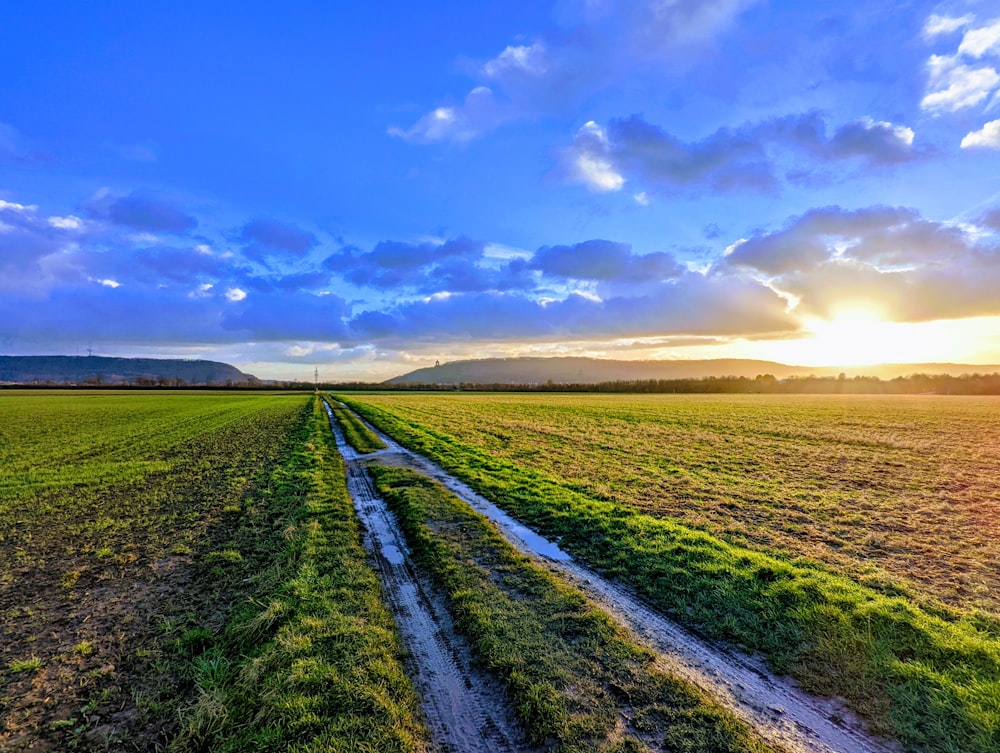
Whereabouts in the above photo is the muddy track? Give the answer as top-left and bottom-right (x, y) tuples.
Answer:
(324, 402), (535, 753)
(330, 400), (903, 753)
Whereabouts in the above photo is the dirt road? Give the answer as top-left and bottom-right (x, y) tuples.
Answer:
(328, 399), (902, 753)
(325, 402), (536, 753)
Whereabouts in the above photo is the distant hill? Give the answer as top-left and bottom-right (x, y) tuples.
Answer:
(0, 356), (257, 386)
(386, 356), (1000, 385)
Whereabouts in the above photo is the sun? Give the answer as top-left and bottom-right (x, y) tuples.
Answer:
(794, 304), (970, 366)
(803, 306), (892, 365)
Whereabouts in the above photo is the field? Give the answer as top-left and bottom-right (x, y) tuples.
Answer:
(6, 389), (999, 752)
(339, 393), (1000, 615)
(0, 392), (426, 752)
(340, 392), (1000, 752)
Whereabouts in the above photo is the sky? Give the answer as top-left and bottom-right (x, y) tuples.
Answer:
(3, 0), (1000, 381)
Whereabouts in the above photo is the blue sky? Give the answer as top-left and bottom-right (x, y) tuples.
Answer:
(3, 0), (1000, 380)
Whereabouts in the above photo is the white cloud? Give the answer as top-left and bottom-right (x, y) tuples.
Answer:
(923, 14), (972, 39)
(225, 287), (247, 302)
(961, 118), (1000, 148)
(48, 215), (83, 230)
(0, 199), (36, 212)
(95, 278), (120, 288)
(634, 191), (649, 206)
(483, 43), (547, 78)
(564, 121), (625, 191)
(393, 1), (758, 145)
(958, 18), (1000, 58)
(921, 54), (1000, 112)
(388, 86), (498, 143)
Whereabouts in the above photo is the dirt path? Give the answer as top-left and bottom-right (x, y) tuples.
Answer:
(324, 402), (536, 753)
(331, 400), (902, 753)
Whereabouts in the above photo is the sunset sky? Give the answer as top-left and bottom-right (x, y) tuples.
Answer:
(3, 1), (1000, 380)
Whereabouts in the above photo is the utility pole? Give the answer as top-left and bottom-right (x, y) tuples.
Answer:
(314, 366), (319, 390)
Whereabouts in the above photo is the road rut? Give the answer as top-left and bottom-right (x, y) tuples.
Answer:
(330, 400), (902, 753)
(324, 401), (535, 753)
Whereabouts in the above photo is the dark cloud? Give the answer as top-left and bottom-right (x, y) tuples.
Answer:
(0, 285), (227, 348)
(323, 236), (530, 293)
(84, 190), (197, 233)
(981, 207), (1000, 232)
(724, 206), (918, 275)
(534, 239), (685, 282)
(221, 291), (350, 341)
(562, 112), (922, 194)
(348, 272), (792, 346)
(240, 219), (318, 264)
(722, 204), (1000, 322)
(83, 246), (231, 286)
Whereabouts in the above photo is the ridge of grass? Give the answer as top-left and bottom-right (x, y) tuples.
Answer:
(340, 395), (1000, 753)
(171, 397), (428, 753)
(371, 463), (778, 753)
(323, 396), (387, 454)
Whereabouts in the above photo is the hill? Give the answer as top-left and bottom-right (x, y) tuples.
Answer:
(0, 356), (257, 386)
(386, 356), (1000, 385)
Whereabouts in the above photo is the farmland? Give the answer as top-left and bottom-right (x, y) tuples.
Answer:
(339, 392), (1000, 752)
(0, 392), (426, 752)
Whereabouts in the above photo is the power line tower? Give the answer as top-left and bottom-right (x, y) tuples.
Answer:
(314, 366), (319, 390)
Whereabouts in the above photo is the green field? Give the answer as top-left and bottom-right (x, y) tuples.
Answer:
(0, 392), (426, 752)
(340, 392), (1000, 753)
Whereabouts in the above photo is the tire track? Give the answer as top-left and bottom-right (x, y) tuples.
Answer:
(332, 400), (902, 753)
(323, 401), (535, 753)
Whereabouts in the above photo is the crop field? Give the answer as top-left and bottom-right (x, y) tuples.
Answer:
(340, 392), (1000, 752)
(0, 392), (426, 752)
(340, 392), (1000, 615)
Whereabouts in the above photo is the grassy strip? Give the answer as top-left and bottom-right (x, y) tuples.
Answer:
(371, 463), (777, 753)
(340, 395), (1000, 753)
(171, 397), (428, 753)
(323, 396), (387, 453)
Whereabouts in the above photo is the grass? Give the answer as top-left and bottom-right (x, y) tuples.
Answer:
(323, 396), (387, 453)
(340, 392), (1000, 753)
(338, 393), (1000, 614)
(0, 390), (426, 752)
(171, 397), (428, 752)
(371, 463), (777, 753)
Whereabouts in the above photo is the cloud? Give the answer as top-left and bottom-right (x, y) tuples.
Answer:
(958, 18), (1000, 58)
(83, 189), (198, 233)
(533, 239), (685, 282)
(982, 207), (1000, 231)
(221, 291), (350, 341)
(241, 218), (317, 255)
(921, 54), (1000, 112)
(921, 15), (1000, 141)
(0, 122), (53, 165)
(923, 14), (973, 39)
(390, 1), (758, 143)
(348, 272), (792, 347)
(0, 200), (86, 291)
(323, 236), (533, 293)
(722, 204), (1000, 323)
(562, 122), (626, 191)
(961, 118), (1000, 148)
(560, 112), (920, 194)
(388, 86), (500, 143)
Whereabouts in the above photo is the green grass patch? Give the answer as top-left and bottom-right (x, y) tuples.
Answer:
(323, 396), (387, 453)
(371, 463), (778, 753)
(171, 397), (428, 753)
(342, 395), (1000, 753)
